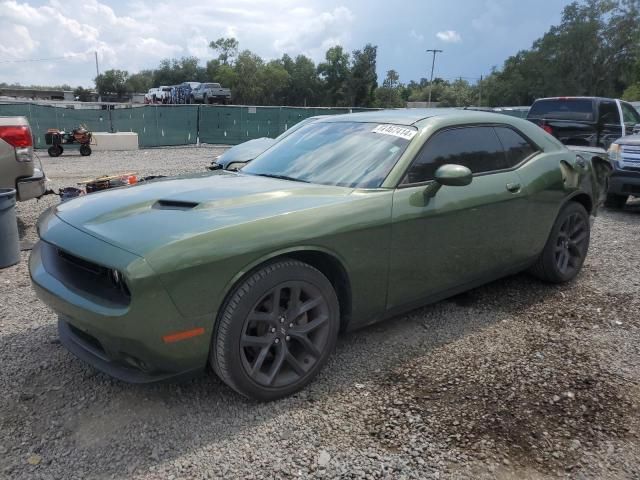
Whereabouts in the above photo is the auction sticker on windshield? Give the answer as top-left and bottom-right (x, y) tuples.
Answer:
(372, 124), (417, 140)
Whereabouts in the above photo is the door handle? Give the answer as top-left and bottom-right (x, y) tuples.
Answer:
(506, 183), (521, 193)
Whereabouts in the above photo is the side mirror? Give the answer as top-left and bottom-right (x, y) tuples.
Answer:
(435, 164), (473, 186)
(633, 123), (640, 135)
(424, 164), (472, 197)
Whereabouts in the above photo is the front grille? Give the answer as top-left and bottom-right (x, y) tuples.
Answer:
(41, 242), (131, 306)
(621, 146), (640, 171)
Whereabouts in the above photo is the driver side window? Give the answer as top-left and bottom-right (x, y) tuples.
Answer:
(403, 126), (506, 184)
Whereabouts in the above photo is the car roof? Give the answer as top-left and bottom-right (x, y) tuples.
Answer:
(314, 108), (524, 127)
(533, 96), (616, 103)
(314, 108), (478, 126)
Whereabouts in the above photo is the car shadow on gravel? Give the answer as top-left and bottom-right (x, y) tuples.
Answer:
(0, 271), (561, 478)
(5, 266), (633, 479)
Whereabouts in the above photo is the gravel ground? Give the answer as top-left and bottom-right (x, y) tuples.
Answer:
(1, 147), (639, 479)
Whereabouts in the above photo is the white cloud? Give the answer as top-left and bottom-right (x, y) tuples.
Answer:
(0, 0), (356, 87)
(472, 0), (503, 31)
(409, 29), (424, 42)
(272, 6), (354, 59)
(436, 30), (462, 43)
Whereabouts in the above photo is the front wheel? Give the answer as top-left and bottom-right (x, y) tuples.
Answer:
(79, 145), (91, 156)
(211, 259), (340, 401)
(529, 202), (590, 283)
(47, 145), (62, 157)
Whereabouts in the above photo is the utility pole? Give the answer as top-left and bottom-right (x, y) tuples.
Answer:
(479, 75), (483, 107)
(426, 49), (443, 107)
(94, 51), (101, 102)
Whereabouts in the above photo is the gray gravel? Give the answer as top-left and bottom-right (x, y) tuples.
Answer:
(1, 147), (639, 479)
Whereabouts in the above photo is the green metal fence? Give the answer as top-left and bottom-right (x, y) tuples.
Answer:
(0, 103), (372, 148)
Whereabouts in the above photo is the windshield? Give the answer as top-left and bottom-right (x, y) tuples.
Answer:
(528, 99), (594, 121)
(242, 121), (415, 188)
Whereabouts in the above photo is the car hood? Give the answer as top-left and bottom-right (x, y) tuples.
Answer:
(616, 134), (640, 146)
(52, 171), (354, 257)
(217, 137), (276, 166)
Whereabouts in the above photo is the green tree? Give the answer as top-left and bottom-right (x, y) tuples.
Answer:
(153, 57), (206, 86)
(283, 54), (320, 106)
(260, 60), (290, 104)
(95, 69), (129, 96)
(382, 69), (400, 89)
(375, 69), (405, 107)
(209, 37), (239, 65)
(348, 44), (378, 107)
(233, 50), (264, 104)
(126, 70), (154, 93)
(623, 83), (640, 101)
(317, 46), (350, 106)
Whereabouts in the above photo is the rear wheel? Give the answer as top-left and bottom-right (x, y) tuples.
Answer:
(212, 259), (340, 401)
(529, 202), (590, 283)
(79, 145), (91, 156)
(604, 193), (627, 209)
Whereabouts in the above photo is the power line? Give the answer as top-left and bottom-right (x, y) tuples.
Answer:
(0, 53), (92, 64)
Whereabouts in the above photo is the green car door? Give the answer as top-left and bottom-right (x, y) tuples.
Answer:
(387, 125), (532, 310)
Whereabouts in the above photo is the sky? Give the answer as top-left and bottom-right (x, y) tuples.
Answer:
(0, 0), (575, 88)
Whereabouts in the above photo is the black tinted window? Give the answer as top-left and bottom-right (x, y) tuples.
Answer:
(599, 101), (620, 125)
(528, 99), (594, 121)
(494, 127), (537, 167)
(404, 127), (506, 184)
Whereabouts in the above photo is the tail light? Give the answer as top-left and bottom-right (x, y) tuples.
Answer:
(0, 125), (34, 162)
(541, 124), (553, 135)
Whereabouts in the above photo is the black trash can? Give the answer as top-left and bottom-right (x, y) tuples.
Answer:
(0, 188), (20, 268)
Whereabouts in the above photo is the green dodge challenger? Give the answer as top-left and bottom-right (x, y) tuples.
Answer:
(30, 109), (611, 400)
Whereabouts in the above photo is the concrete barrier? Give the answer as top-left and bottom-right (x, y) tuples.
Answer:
(92, 132), (139, 151)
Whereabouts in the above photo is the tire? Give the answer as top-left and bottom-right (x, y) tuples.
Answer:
(47, 146), (62, 157)
(529, 201), (590, 283)
(212, 259), (340, 401)
(604, 193), (627, 209)
(80, 145), (91, 156)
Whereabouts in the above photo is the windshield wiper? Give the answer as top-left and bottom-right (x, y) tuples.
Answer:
(253, 173), (309, 183)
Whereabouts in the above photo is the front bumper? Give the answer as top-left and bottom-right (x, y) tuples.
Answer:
(609, 169), (640, 196)
(57, 317), (201, 383)
(16, 168), (46, 201)
(29, 213), (212, 382)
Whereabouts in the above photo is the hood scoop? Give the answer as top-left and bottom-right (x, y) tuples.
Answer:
(152, 199), (199, 211)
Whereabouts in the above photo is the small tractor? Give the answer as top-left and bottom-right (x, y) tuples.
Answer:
(45, 126), (93, 157)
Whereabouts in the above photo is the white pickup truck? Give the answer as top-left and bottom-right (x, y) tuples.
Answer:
(0, 116), (47, 201)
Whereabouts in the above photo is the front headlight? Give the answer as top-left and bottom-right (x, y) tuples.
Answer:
(226, 162), (247, 171)
(607, 144), (621, 166)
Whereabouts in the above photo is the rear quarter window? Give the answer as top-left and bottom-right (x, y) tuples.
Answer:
(494, 127), (538, 167)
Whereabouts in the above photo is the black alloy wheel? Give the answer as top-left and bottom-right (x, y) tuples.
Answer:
(212, 259), (340, 401)
(554, 211), (588, 277)
(529, 201), (590, 283)
(240, 282), (331, 388)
